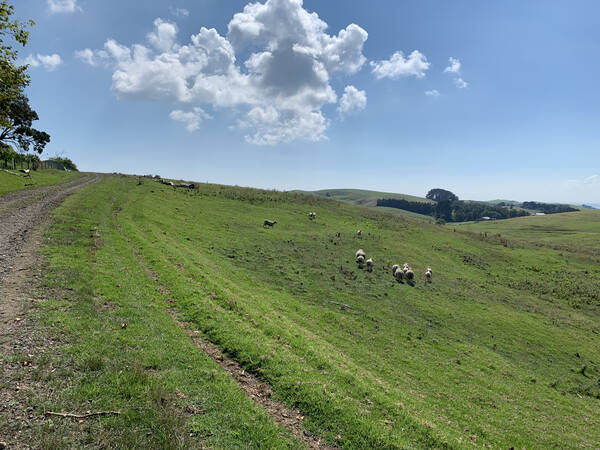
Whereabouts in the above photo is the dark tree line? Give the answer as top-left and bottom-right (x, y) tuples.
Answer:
(376, 198), (435, 215)
(377, 188), (530, 222)
(521, 202), (577, 214)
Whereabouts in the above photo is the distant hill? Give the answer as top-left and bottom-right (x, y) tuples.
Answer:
(293, 188), (434, 221)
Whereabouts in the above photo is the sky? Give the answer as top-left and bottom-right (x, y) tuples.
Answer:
(12, 0), (600, 204)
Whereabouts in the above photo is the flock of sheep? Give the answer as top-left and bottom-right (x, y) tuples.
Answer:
(263, 212), (434, 286)
(355, 250), (432, 285)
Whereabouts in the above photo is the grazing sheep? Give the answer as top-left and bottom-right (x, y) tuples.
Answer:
(392, 264), (399, 275)
(356, 255), (365, 268)
(425, 267), (433, 283)
(355, 249), (366, 259)
(394, 267), (404, 282)
(405, 269), (414, 283)
(308, 212), (317, 219)
(366, 258), (373, 272)
(263, 220), (277, 227)
(357, 230), (362, 237)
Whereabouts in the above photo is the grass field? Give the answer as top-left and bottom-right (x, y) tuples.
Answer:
(0, 169), (82, 196)
(294, 188), (434, 222)
(460, 210), (600, 255)
(8, 175), (600, 448)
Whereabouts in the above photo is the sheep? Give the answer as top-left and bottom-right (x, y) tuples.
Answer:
(392, 264), (399, 275)
(308, 212), (317, 219)
(394, 266), (404, 283)
(405, 268), (414, 283)
(425, 267), (433, 283)
(366, 258), (373, 272)
(263, 220), (277, 227)
(356, 255), (365, 268)
(357, 230), (362, 237)
(355, 249), (366, 259)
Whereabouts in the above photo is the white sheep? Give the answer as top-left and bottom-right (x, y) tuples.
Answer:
(366, 258), (373, 272)
(357, 230), (362, 237)
(263, 219), (277, 227)
(356, 255), (365, 268)
(394, 267), (404, 282)
(425, 267), (433, 283)
(308, 212), (317, 219)
(392, 264), (399, 275)
(405, 268), (414, 282)
(355, 249), (366, 259)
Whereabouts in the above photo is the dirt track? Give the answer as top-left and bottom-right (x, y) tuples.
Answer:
(0, 174), (97, 448)
(0, 174), (97, 339)
(0, 175), (97, 282)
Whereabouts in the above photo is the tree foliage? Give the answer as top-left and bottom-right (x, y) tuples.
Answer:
(522, 202), (577, 214)
(378, 188), (531, 222)
(0, 1), (48, 154)
(0, 1), (34, 128)
(49, 156), (78, 171)
(0, 93), (49, 153)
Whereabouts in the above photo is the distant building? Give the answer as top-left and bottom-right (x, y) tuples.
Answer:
(534, 212), (545, 216)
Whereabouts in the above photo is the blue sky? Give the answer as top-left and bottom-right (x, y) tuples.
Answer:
(13, 0), (600, 203)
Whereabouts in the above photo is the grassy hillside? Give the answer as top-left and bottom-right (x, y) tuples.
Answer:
(0, 168), (82, 196)
(295, 188), (434, 222)
(12, 175), (600, 448)
(460, 209), (600, 254)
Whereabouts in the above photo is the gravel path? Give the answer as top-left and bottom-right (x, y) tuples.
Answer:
(0, 174), (97, 283)
(0, 174), (98, 328)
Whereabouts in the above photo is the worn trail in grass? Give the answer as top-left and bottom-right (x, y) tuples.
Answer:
(6, 175), (600, 448)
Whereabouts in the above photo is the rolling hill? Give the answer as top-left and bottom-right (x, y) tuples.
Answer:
(293, 188), (435, 221)
(5, 174), (598, 448)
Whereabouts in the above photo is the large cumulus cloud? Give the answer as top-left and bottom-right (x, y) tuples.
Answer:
(77, 0), (369, 145)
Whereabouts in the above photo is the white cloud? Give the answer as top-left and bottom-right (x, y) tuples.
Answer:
(169, 107), (212, 131)
(337, 85), (367, 117)
(454, 77), (468, 89)
(424, 89), (440, 97)
(443, 57), (461, 74)
(370, 50), (430, 80)
(443, 56), (468, 89)
(170, 7), (190, 17)
(566, 174), (600, 190)
(76, 0), (369, 145)
(147, 18), (178, 53)
(47, 0), (79, 14)
(25, 53), (62, 71)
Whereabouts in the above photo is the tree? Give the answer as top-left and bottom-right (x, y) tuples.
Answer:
(425, 188), (459, 203)
(0, 2), (48, 154)
(49, 156), (78, 171)
(1, 1), (34, 128)
(0, 93), (50, 153)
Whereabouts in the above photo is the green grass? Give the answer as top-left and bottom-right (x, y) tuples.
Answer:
(10, 175), (301, 449)
(294, 188), (434, 222)
(0, 168), (82, 196)
(13, 176), (600, 448)
(460, 209), (600, 254)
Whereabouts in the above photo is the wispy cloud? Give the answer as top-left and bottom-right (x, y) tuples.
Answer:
(169, 107), (212, 131)
(170, 7), (189, 18)
(47, 0), (79, 14)
(424, 89), (440, 97)
(444, 57), (468, 89)
(25, 53), (62, 71)
(443, 57), (461, 74)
